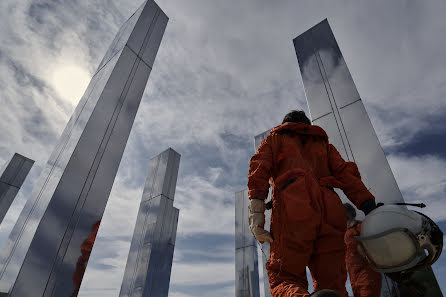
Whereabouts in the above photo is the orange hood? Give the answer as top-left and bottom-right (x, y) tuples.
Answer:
(270, 122), (328, 141)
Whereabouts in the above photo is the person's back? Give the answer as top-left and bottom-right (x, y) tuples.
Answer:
(248, 110), (377, 297)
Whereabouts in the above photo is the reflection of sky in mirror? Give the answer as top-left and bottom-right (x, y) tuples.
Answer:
(1, 0), (446, 296)
(295, 21), (404, 204)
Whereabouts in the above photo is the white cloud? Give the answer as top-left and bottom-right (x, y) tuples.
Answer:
(388, 154), (446, 221)
(174, 167), (235, 236)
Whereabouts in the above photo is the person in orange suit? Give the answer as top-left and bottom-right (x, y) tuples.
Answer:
(344, 203), (382, 297)
(247, 110), (377, 297)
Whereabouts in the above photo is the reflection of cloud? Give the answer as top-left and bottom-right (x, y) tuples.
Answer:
(300, 47), (360, 122)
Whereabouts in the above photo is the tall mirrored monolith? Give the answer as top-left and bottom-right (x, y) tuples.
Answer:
(0, 153), (34, 225)
(119, 148), (180, 297)
(235, 189), (260, 297)
(0, 1), (168, 296)
(293, 19), (442, 297)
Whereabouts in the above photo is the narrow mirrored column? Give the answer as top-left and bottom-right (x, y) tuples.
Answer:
(293, 19), (442, 297)
(253, 131), (272, 297)
(119, 148), (180, 297)
(0, 1), (168, 296)
(235, 189), (260, 297)
(0, 153), (34, 224)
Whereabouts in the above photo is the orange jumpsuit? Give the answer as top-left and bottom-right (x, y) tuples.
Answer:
(248, 122), (375, 297)
(345, 222), (382, 297)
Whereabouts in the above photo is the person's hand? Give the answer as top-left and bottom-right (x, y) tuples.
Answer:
(248, 199), (273, 243)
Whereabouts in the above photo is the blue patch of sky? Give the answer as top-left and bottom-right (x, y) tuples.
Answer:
(378, 109), (446, 159)
(393, 130), (446, 159)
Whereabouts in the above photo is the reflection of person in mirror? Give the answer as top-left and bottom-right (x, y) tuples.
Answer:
(247, 110), (377, 297)
(71, 220), (101, 297)
(344, 203), (382, 297)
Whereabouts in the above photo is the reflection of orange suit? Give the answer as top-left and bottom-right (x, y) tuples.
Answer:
(345, 222), (382, 297)
(72, 220), (101, 296)
(248, 122), (375, 297)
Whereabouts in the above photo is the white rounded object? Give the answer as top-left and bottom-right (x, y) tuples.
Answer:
(361, 205), (423, 237)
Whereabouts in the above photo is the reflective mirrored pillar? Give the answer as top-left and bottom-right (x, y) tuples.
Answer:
(119, 148), (180, 297)
(235, 189), (260, 297)
(0, 1), (168, 296)
(234, 131), (271, 297)
(254, 131), (272, 297)
(293, 19), (442, 297)
(0, 153), (34, 224)
(293, 19), (403, 205)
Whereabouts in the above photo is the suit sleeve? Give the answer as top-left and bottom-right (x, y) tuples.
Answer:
(328, 144), (375, 208)
(247, 136), (273, 200)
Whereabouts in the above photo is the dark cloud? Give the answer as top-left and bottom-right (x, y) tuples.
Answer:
(400, 132), (446, 159)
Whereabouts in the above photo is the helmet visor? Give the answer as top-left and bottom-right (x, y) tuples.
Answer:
(356, 228), (421, 272)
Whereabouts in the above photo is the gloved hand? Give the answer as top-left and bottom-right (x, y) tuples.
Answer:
(248, 199), (273, 243)
(360, 199), (377, 215)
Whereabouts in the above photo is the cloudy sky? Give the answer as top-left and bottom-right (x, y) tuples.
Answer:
(0, 0), (446, 296)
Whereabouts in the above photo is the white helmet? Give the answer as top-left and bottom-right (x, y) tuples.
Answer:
(355, 204), (443, 277)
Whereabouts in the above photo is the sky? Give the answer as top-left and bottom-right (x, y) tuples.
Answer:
(0, 0), (446, 296)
